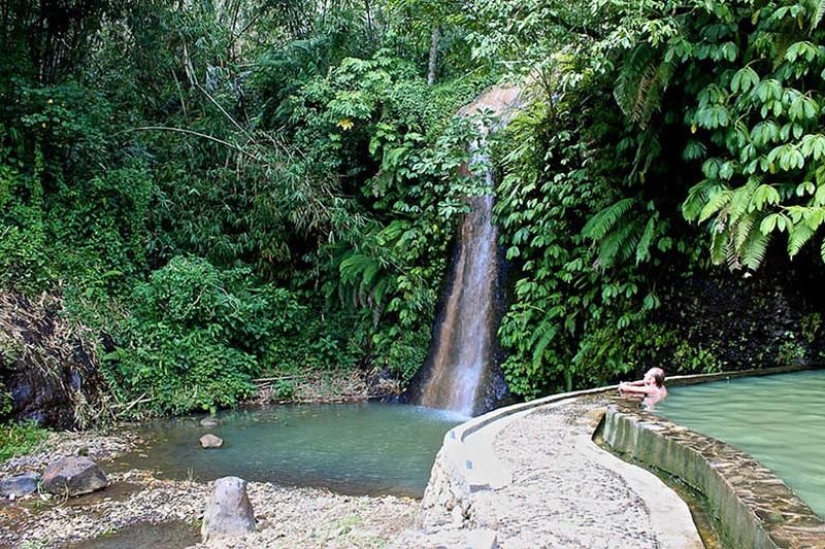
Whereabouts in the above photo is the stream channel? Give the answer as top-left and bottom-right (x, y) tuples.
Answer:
(111, 402), (466, 499)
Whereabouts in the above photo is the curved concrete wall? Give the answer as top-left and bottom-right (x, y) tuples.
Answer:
(602, 405), (825, 549)
(419, 372), (825, 548)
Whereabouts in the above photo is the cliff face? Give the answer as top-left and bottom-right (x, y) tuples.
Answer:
(0, 291), (107, 429)
(649, 255), (825, 376)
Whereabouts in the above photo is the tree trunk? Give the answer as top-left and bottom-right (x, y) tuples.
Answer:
(427, 26), (440, 86)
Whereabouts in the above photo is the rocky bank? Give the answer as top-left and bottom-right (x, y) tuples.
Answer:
(0, 430), (419, 549)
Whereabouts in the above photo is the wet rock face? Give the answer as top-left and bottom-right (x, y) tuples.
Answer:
(201, 476), (256, 543)
(652, 265), (825, 375)
(0, 291), (107, 430)
(42, 456), (108, 497)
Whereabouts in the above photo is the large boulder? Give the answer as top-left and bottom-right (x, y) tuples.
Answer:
(0, 472), (40, 498)
(201, 476), (256, 543)
(42, 456), (107, 497)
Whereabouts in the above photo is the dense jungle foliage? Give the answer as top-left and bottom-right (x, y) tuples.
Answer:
(1, 0), (824, 422)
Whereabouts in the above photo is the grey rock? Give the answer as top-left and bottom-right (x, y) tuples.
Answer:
(0, 472), (40, 498)
(199, 434), (224, 448)
(201, 476), (256, 543)
(42, 456), (107, 497)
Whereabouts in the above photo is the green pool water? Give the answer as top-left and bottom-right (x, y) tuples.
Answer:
(114, 403), (466, 498)
(657, 369), (825, 518)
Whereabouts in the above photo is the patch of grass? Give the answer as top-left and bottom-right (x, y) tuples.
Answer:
(0, 420), (49, 462)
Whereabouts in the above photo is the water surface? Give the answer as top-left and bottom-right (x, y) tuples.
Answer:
(115, 403), (466, 498)
(657, 370), (825, 518)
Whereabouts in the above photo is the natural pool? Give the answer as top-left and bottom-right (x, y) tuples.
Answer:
(113, 402), (466, 498)
(657, 369), (825, 518)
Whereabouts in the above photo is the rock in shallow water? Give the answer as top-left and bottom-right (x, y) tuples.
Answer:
(199, 434), (223, 448)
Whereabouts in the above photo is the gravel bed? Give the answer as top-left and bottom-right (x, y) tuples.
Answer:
(0, 429), (420, 548)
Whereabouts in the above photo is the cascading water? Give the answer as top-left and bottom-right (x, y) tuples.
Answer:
(405, 84), (523, 416)
(416, 191), (502, 417)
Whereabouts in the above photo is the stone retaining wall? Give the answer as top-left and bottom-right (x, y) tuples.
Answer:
(602, 405), (825, 548)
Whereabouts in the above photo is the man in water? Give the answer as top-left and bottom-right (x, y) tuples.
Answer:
(618, 367), (668, 409)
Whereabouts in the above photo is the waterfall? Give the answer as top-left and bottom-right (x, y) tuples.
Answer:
(404, 83), (523, 416)
(417, 192), (502, 416)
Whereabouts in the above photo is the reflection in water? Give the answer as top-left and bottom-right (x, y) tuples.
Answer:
(658, 370), (825, 518)
(68, 521), (198, 549)
(113, 403), (465, 498)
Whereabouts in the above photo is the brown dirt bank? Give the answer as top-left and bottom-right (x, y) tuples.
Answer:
(0, 429), (418, 548)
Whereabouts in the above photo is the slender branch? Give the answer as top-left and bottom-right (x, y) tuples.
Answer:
(194, 79), (251, 138)
(111, 126), (259, 161)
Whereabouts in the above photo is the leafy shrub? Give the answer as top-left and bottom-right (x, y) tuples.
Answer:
(107, 256), (289, 415)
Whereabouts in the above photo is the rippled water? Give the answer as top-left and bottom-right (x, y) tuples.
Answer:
(657, 369), (825, 518)
(114, 403), (466, 498)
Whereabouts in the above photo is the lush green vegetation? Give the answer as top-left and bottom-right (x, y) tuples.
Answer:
(0, 421), (48, 462)
(2, 0), (823, 421)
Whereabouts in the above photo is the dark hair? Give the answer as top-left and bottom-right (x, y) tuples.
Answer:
(650, 368), (665, 388)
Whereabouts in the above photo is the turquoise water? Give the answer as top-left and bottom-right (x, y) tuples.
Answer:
(115, 403), (466, 498)
(657, 370), (825, 518)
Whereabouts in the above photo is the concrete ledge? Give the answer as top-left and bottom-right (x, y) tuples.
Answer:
(602, 405), (825, 549)
(437, 387), (611, 491)
(417, 369), (825, 548)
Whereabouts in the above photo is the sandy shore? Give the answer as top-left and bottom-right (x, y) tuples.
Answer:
(0, 429), (420, 548)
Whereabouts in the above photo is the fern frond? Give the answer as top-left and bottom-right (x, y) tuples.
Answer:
(530, 321), (558, 373)
(788, 222), (816, 258)
(710, 230), (728, 265)
(597, 218), (643, 269)
(636, 216), (658, 264)
(698, 188), (733, 223)
(811, 0), (825, 32)
(582, 198), (638, 240)
(734, 211), (757, 251)
(613, 45), (674, 128)
(740, 227), (772, 270)
(683, 180), (723, 221)
(630, 131), (662, 184)
(727, 178), (759, 226)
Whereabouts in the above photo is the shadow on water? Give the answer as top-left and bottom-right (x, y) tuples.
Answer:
(110, 402), (466, 499)
(66, 521), (199, 549)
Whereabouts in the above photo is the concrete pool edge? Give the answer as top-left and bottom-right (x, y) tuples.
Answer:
(415, 369), (825, 548)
